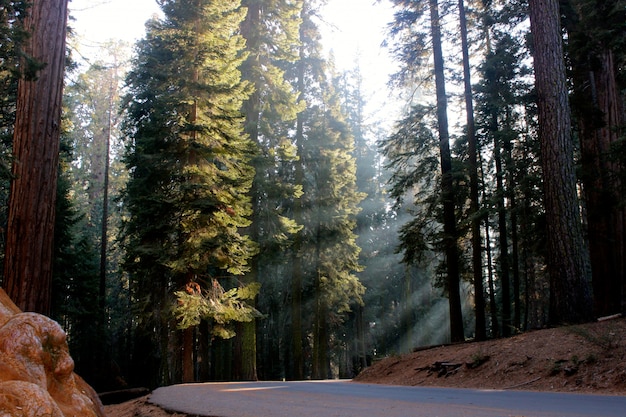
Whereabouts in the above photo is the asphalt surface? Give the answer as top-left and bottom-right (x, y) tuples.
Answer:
(149, 380), (626, 417)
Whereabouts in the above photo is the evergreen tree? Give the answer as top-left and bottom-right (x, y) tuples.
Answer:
(528, 0), (593, 324)
(457, 0), (486, 341)
(121, 0), (257, 386)
(292, 0), (365, 379)
(63, 42), (132, 390)
(309, 70), (365, 379)
(237, 0), (303, 381)
(52, 134), (102, 389)
(386, 0), (464, 343)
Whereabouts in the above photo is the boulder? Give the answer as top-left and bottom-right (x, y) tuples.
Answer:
(0, 288), (105, 416)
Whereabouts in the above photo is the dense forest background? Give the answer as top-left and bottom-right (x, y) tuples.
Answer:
(0, 0), (624, 392)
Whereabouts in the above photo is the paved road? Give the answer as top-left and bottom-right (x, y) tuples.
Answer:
(149, 380), (626, 417)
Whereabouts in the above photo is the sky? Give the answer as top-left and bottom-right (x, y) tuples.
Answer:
(69, 0), (398, 128)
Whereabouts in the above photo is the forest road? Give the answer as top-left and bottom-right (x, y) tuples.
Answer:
(149, 380), (626, 417)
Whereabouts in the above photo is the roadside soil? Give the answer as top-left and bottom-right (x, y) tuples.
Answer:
(104, 316), (626, 417)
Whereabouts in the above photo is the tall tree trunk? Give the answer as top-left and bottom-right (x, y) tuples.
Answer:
(505, 135), (521, 330)
(528, 0), (593, 324)
(182, 327), (194, 383)
(574, 48), (625, 317)
(312, 285), (329, 379)
(494, 135), (512, 336)
(354, 303), (367, 372)
(312, 179), (329, 379)
(237, 0), (261, 382)
(480, 155), (499, 337)
(290, 32), (306, 380)
(428, 0), (464, 343)
(3, 0), (69, 314)
(458, 0), (485, 341)
(484, 218), (499, 337)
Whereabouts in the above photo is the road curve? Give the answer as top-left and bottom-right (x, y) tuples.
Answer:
(149, 380), (626, 417)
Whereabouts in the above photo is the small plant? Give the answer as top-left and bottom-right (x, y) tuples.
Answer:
(466, 351), (490, 369)
(549, 359), (566, 376)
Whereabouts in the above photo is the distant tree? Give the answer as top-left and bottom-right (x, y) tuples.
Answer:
(63, 42), (131, 390)
(51, 135), (101, 389)
(291, 0), (365, 379)
(387, 0), (464, 343)
(528, 0), (593, 324)
(457, 0), (485, 341)
(3, 0), (70, 314)
(336, 64), (394, 370)
(474, 22), (532, 334)
(291, 3), (309, 378)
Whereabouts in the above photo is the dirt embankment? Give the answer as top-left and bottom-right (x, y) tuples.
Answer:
(355, 316), (626, 395)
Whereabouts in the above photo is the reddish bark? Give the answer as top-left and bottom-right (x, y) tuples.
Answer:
(3, 0), (69, 314)
(528, 0), (593, 324)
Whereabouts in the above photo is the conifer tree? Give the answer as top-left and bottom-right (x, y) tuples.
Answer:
(52, 134), (102, 389)
(121, 0), (257, 386)
(386, 0), (464, 343)
(63, 42), (131, 390)
(529, 0), (593, 324)
(236, 0), (303, 381)
(293, 1), (365, 379)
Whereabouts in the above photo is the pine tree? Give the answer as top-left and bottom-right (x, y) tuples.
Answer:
(121, 0), (257, 386)
(305, 74), (365, 379)
(63, 42), (132, 390)
(457, 0), (485, 341)
(236, 0), (303, 381)
(528, 0), (593, 324)
(386, 0), (464, 343)
(52, 134), (102, 389)
(292, 0), (365, 379)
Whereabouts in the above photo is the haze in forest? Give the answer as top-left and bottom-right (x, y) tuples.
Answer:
(2, 0), (622, 396)
(69, 0), (398, 126)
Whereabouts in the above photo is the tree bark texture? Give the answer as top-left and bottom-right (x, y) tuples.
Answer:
(429, 0), (464, 342)
(576, 48), (625, 317)
(3, 0), (69, 314)
(528, 0), (593, 324)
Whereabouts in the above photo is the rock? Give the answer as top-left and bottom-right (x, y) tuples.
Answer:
(0, 288), (105, 417)
(0, 380), (64, 417)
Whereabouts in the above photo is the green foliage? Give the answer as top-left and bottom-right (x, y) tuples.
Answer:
(52, 122), (103, 387)
(122, 0), (256, 280)
(0, 0), (29, 265)
(302, 63), (367, 317)
(119, 0), (258, 385)
(174, 280), (262, 338)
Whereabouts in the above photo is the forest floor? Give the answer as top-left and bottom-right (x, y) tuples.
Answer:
(103, 316), (626, 417)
